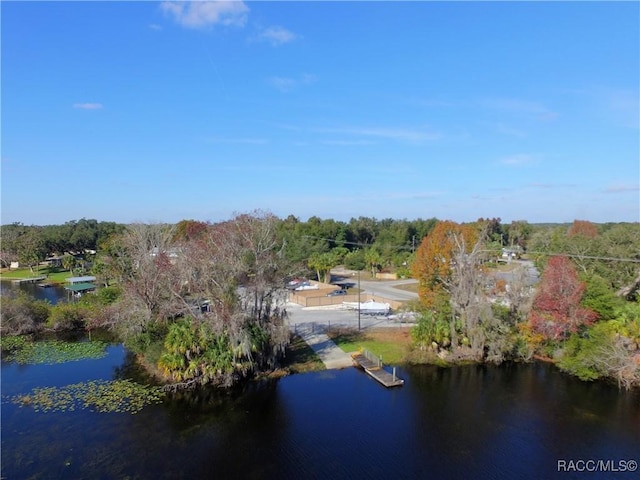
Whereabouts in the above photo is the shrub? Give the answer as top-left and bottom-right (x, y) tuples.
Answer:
(96, 286), (122, 305)
(0, 293), (51, 335)
(344, 249), (366, 271)
(47, 303), (93, 330)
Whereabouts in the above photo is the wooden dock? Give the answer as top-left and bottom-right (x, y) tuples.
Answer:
(351, 350), (404, 388)
(12, 276), (46, 284)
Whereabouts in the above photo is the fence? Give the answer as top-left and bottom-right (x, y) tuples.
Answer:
(288, 291), (404, 310)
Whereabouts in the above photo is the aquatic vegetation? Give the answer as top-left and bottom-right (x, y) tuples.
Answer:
(11, 379), (165, 414)
(0, 337), (108, 364)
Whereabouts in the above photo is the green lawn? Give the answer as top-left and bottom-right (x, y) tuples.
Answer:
(327, 327), (412, 365)
(0, 267), (73, 284)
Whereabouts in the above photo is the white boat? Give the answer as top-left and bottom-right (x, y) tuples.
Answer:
(342, 300), (391, 315)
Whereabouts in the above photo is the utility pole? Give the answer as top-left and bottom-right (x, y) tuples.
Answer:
(357, 269), (361, 331)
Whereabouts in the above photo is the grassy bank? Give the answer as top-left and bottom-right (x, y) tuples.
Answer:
(281, 334), (325, 374)
(326, 327), (413, 365)
(0, 267), (73, 284)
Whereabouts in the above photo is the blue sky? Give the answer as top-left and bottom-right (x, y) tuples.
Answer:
(2, 1), (639, 226)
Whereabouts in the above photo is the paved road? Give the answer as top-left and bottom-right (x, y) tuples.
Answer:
(330, 268), (419, 302)
(493, 260), (540, 286)
(358, 278), (418, 301)
(286, 302), (415, 332)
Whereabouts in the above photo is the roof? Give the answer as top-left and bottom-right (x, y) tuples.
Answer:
(66, 276), (97, 284)
(64, 283), (96, 292)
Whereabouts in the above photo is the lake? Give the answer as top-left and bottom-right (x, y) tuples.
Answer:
(0, 279), (69, 305)
(2, 336), (638, 480)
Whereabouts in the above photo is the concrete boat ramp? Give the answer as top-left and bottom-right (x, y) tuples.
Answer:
(287, 303), (405, 387)
(294, 323), (353, 369)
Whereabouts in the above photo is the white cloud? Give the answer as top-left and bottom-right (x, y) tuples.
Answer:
(527, 182), (577, 189)
(149, 24), (162, 31)
(318, 126), (441, 143)
(268, 73), (316, 93)
(73, 103), (103, 110)
(321, 140), (375, 146)
(493, 123), (527, 138)
(479, 97), (558, 121)
(562, 86), (639, 129)
(204, 137), (268, 145)
(601, 88), (639, 129)
(269, 76), (297, 93)
(161, 1), (249, 29)
(257, 26), (297, 46)
(499, 153), (536, 166)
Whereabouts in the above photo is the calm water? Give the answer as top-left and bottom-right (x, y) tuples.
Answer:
(0, 280), (69, 305)
(2, 339), (638, 480)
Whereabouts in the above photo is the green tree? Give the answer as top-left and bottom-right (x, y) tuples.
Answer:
(308, 251), (336, 283)
(581, 274), (623, 320)
(18, 228), (47, 274)
(344, 249), (366, 270)
(506, 220), (532, 248)
(364, 247), (382, 278)
(62, 254), (77, 275)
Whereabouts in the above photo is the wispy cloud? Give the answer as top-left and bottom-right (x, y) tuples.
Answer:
(161, 1), (249, 29)
(604, 183), (640, 193)
(149, 24), (162, 31)
(499, 153), (537, 166)
(204, 137), (268, 145)
(597, 88), (639, 129)
(318, 126), (441, 144)
(268, 73), (316, 93)
(493, 122), (527, 138)
(527, 182), (577, 189)
(321, 140), (375, 146)
(562, 86), (639, 129)
(73, 103), (103, 110)
(479, 97), (558, 121)
(256, 26), (298, 46)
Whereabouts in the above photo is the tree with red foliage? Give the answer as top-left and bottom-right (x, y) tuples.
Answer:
(174, 220), (209, 241)
(528, 256), (598, 342)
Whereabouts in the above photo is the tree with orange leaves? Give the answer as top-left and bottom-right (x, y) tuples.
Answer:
(567, 220), (599, 239)
(411, 220), (479, 309)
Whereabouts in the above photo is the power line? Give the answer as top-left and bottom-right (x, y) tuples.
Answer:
(302, 235), (640, 263)
(301, 235), (412, 250)
(519, 251), (640, 264)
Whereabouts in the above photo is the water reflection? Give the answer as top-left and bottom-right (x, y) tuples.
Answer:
(0, 280), (68, 304)
(2, 337), (639, 479)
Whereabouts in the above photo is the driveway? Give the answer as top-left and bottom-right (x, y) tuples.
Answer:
(330, 268), (418, 302)
(493, 260), (540, 286)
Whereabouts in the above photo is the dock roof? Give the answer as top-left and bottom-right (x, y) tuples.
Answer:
(64, 283), (96, 292)
(66, 276), (97, 284)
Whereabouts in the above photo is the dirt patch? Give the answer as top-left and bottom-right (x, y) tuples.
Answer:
(329, 327), (412, 345)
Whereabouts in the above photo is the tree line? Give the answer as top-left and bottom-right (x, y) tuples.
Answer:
(0, 219), (124, 271)
(1, 214), (638, 389)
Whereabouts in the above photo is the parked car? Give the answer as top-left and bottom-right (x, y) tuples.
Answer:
(327, 289), (347, 296)
(286, 278), (308, 290)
